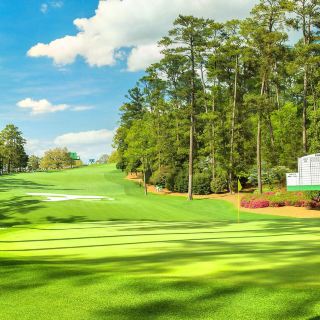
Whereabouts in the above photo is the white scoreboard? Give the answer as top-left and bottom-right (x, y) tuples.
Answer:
(287, 154), (320, 191)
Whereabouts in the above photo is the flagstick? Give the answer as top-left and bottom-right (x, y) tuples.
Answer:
(238, 189), (240, 223)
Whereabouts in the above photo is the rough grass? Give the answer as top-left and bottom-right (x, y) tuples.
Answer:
(1, 165), (320, 319)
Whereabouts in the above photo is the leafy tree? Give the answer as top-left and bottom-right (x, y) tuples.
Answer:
(39, 148), (72, 170)
(160, 15), (212, 200)
(96, 154), (109, 164)
(113, 4), (320, 196)
(283, 0), (320, 153)
(0, 124), (27, 173)
(27, 155), (41, 171)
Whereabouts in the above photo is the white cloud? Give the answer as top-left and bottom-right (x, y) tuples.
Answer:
(71, 105), (94, 112)
(50, 1), (64, 8)
(17, 98), (93, 115)
(54, 129), (115, 161)
(40, 3), (48, 14)
(54, 129), (113, 146)
(30, 0), (257, 71)
(25, 139), (53, 157)
(17, 98), (69, 115)
(26, 129), (115, 162)
(127, 44), (164, 72)
(40, 1), (63, 14)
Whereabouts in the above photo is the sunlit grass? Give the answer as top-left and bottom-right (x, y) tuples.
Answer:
(0, 165), (319, 319)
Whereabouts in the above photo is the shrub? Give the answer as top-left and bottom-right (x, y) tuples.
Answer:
(269, 200), (285, 208)
(241, 191), (320, 209)
(150, 167), (169, 187)
(247, 166), (291, 189)
(211, 173), (228, 194)
(241, 198), (270, 209)
(193, 173), (211, 195)
(173, 170), (188, 193)
(306, 191), (320, 202)
(165, 170), (176, 192)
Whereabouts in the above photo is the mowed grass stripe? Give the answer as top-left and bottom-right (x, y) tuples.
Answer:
(1, 165), (320, 319)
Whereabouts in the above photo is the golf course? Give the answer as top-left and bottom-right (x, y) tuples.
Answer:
(0, 165), (319, 320)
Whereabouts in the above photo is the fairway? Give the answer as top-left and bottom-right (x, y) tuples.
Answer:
(1, 165), (320, 319)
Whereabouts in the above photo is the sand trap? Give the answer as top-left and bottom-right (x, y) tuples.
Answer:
(27, 193), (114, 202)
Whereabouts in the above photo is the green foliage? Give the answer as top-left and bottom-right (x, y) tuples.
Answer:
(27, 155), (40, 171)
(306, 191), (320, 202)
(0, 124), (27, 173)
(248, 166), (291, 190)
(39, 147), (73, 170)
(108, 150), (119, 164)
(173, 170), (189, 193)
(193, 172), (212, 195)
(113, 2), (320, 196)
(149, 167), (170, 187)
(210, 172), (229, 194)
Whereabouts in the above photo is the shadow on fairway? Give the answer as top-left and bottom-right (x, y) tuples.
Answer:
(0, 196), (44, 227)
(46, 215), (87, 224)
(0, 177), (53, 192)
(1, 220), (320, 319)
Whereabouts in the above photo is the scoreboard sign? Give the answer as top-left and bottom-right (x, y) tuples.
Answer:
(69, 152), (80, 161)
(287, 154), (320, 191)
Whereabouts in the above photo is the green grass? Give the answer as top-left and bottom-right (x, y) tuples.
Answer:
(1, 165), (320, 319)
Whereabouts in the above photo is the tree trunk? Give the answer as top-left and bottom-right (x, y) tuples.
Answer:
(143, 170), (148, 196)
(188, 114), (194, 201)
(229, 55), (238, 194)
(211, 84), (216, 182)
(188, 40), (196, 201)
(257, 75), (266, 194)
(257, 115), (262, 194)
(303, 65), (308, 154)
(267, 112), (275, 149)
(200, 63), (208, 113)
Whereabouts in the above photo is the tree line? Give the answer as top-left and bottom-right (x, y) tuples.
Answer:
(0, 124), (83, 173)
(114, 0), (320, 198)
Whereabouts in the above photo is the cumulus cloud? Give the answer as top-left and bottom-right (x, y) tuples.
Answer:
(54, 129), (115, 160)
(29, 0), (256, 71)
(25, 138), (53, 157)
(26, 129), (115, 162)
(17, 98), (93, 115)
(17, 98), (69, 115)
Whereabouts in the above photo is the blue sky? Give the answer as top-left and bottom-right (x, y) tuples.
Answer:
(0, 0), (143, 160)
(0, 0), (257, 161)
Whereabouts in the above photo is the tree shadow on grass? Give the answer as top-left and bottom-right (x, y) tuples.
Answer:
(0, 175), (82, 193)
(0, 196), (45, 227)
(0, 177), (54, 192)
(1, 220), (320, 319)
(46, 215), (87, 224)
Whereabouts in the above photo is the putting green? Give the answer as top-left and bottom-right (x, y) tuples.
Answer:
(0, 165), (320, 319)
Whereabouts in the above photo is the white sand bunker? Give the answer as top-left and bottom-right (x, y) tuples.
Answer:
(27, 193), (114, 202)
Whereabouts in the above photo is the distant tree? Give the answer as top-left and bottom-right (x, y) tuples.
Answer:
(27, 155), (41, 171)
(74, 159), (84, 167)
(39, 148), (71, 170)
(0, 124), (27, 173)
(96, 154), (109, 164)
(108, 151), (119, 163)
